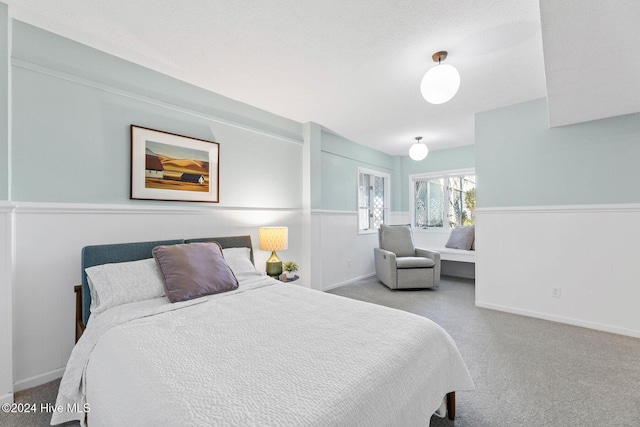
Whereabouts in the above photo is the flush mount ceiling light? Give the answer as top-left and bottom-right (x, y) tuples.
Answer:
(420, 51), (460, 104)
(409, 136), (428, 161)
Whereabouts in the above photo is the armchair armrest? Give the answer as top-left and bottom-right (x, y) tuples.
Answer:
(416, 248), (441, 287)
(374, 247), (397, 289)
(415, 248), (441, 262)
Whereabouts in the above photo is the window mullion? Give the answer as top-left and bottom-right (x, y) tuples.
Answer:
(443, 178), (448, 230)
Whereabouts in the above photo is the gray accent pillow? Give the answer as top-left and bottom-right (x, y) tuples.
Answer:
(153, 242), (239, 303)
(445, 226), (475, 250)
(379, 224), (416, 257)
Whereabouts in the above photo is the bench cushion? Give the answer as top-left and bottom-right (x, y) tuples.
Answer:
(425, 247), (476, 263)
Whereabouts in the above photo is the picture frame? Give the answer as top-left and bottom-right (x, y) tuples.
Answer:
(130, 125), (220, 203)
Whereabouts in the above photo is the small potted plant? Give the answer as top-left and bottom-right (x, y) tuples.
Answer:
(282, 261), (299, 280)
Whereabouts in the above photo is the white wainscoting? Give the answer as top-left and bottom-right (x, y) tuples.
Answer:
(9, 202), (303, 391)
(0, 203), (14, 404)
(312, 211), (378, 291)
(476, 204), (640, 339)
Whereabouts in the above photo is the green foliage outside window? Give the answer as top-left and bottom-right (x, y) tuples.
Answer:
(414, 174), (475, 229)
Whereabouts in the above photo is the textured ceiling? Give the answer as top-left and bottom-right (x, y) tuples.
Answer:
(540, 0), (640, 128)
(4, 1), (637, 155)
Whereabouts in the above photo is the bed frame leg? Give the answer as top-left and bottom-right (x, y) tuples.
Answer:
(446, 391), (456, 420)
(74, 285), (85, 343)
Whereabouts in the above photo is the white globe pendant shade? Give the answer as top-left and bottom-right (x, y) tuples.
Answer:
(409, 140), (429, 161)
(420, 51), (460, 105)
(420, 63), (460, 104)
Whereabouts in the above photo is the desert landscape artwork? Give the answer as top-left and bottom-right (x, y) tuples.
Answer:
(131, 125), (219, 202)
(144, 141), (210, 192)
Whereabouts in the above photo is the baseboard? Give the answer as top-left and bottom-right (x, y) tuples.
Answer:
(0, 392), (13, 405)
(322, 273), (376, 291)
(475, 301), (640, 339)
(13, 367), (65, 392)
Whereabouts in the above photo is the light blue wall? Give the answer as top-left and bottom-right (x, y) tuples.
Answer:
(476, 98), (640, 208)
(319, 130), (397, 211)
(318, 131), (474, 212)
(8, 21), (479, 213)
(11, 21), (303, 208)
(304, 122), (323, 210)
(399, 145), (475, 211)
(0, 3), (7, 200)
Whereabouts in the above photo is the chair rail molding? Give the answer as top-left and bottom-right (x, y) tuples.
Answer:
(476, 203), (640, 214)
(11, 201), (302, 215)
(0, 201), (16, 212)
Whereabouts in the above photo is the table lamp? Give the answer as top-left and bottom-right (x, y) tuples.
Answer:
(259, 227), (288, 277)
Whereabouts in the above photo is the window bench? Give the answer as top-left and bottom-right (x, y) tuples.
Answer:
(422, 247), (475, 279)
(412, 228), (476, 279)
(425, 247), (475, 264)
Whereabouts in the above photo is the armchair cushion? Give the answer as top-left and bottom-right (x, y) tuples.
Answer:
(378, 224), (415, 257)
(397, 257), (436, 269)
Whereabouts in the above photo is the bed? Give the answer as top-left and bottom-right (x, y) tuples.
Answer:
(52, 235), (473, 426)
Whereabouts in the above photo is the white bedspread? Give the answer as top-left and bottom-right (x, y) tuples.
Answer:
(52, 276), (473, 426)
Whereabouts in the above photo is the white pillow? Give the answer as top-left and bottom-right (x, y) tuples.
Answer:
(86, 258), (166, 316)
(222, 247), (262, 278)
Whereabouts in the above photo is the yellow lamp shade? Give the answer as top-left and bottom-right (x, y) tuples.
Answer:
(259, 227), (288, 251)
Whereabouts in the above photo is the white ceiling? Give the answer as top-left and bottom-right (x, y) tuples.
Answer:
(540, 0), (640, 128)
(5, 1), (638, 155)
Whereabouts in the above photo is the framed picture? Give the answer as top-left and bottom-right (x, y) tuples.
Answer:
(130, 125), (219, 202)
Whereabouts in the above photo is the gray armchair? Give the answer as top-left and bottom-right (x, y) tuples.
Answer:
(374, 224), (440, 289)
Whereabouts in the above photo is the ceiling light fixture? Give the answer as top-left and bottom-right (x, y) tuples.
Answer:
(409, 136), (428, 161)
(420, 51), (460, 104)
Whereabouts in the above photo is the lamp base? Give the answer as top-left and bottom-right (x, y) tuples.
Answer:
(265, 251), (282, 277)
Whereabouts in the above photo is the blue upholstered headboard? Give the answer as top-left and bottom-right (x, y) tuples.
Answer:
(80, 235), (254, 327)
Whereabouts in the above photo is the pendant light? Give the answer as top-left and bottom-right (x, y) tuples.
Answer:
(420, 51), (460, 104)
(409, 136), (428, 161)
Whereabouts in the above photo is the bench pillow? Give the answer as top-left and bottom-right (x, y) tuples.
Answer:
(445, 225), (475, 250)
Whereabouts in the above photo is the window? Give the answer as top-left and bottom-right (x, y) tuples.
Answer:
(358, 168), (390, 233)
(411, 169), (475, 230)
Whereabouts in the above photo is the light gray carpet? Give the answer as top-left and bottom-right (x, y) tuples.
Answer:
(3, 276), (639, 426)
(0, 379), (76, 427)
(328, 276), (640, 426)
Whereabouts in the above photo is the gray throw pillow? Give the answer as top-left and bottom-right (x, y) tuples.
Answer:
(445, 226), (475, 250)
(153, 242), (238, 303)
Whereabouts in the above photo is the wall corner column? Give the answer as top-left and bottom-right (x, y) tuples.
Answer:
(0, 1), (13, 405)
(302, 122), (322, 290)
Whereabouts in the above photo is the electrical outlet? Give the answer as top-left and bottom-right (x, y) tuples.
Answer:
(551, 287), (562, 298)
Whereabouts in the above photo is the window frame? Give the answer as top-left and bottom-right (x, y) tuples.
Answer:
(357, 167), (390, 235)
(409, 168), (475, 234)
